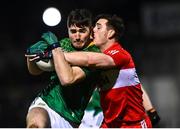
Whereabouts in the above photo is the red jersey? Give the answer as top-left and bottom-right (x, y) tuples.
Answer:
(100, 43), (152, 128)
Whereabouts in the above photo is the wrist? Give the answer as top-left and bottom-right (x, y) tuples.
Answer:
(147, 108), (156, 113)
(147, 108), (160, 126)
(48, 42), (61, 51)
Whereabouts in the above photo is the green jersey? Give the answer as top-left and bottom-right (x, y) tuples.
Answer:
(85, 89), (102, 116)
(39, 38), (101, 124)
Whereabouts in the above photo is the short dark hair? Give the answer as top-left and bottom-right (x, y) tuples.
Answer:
(95, 14), (125, 42)
(67, 9), (93, 28)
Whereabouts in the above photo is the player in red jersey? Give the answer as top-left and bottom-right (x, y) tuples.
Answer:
(63, 14), (154, 128)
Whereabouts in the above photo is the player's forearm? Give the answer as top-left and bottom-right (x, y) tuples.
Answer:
(64, 52), (115, 68)
(142, 86), (153, 111)
(52, 47), (75, 86)
(64, 52), (90, 67)
(26, 58), (43, 75)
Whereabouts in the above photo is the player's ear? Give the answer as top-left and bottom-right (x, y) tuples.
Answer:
(90, 27), (94, 40)
(90, 32), (93, 40)
(108, 29), (115, 39)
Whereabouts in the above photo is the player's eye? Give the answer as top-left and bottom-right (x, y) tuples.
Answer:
(95, 25), (101, 30)
(70, 29), (77, 33)
(79, 28), (87, 33)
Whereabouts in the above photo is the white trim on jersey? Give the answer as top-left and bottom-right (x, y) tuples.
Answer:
(113, 68), (140, 89)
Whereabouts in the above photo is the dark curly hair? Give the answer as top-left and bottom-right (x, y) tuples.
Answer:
(67, 9), (93, 28)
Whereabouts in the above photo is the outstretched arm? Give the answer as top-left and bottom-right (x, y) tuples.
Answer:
(64, 51), (116, 68)
(52, 48), (86, 86)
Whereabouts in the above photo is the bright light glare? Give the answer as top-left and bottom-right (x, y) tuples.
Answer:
(42, 7), (61, 26)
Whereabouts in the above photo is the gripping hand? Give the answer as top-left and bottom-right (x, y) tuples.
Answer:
(37, 50), (52, 60)
(26, 40), (48, 55)
(26, 40), (52, 62)
(26, 31), (60, 62)
(41, 31), (61, 50)
(41, 31), (58, 45)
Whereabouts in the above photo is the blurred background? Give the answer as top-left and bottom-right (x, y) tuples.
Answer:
(0, 0), (180, 127)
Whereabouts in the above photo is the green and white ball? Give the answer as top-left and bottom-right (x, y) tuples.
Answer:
(36, 59), (54, 72)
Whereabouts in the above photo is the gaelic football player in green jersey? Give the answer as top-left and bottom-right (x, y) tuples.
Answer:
(25, 9), (101, 128)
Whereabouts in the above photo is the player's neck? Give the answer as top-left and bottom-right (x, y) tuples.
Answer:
(100, 39), (115, 52)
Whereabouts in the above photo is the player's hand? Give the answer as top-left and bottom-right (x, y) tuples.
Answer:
(37, 50), (52, 60)
(26, 40), (48, 55)
(41, 31), (58, 45)
(25, 50), (52, 62)
(25, 54), (40, 62)
(147, 108), (160, 127)
(41, 31), (61, 50)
